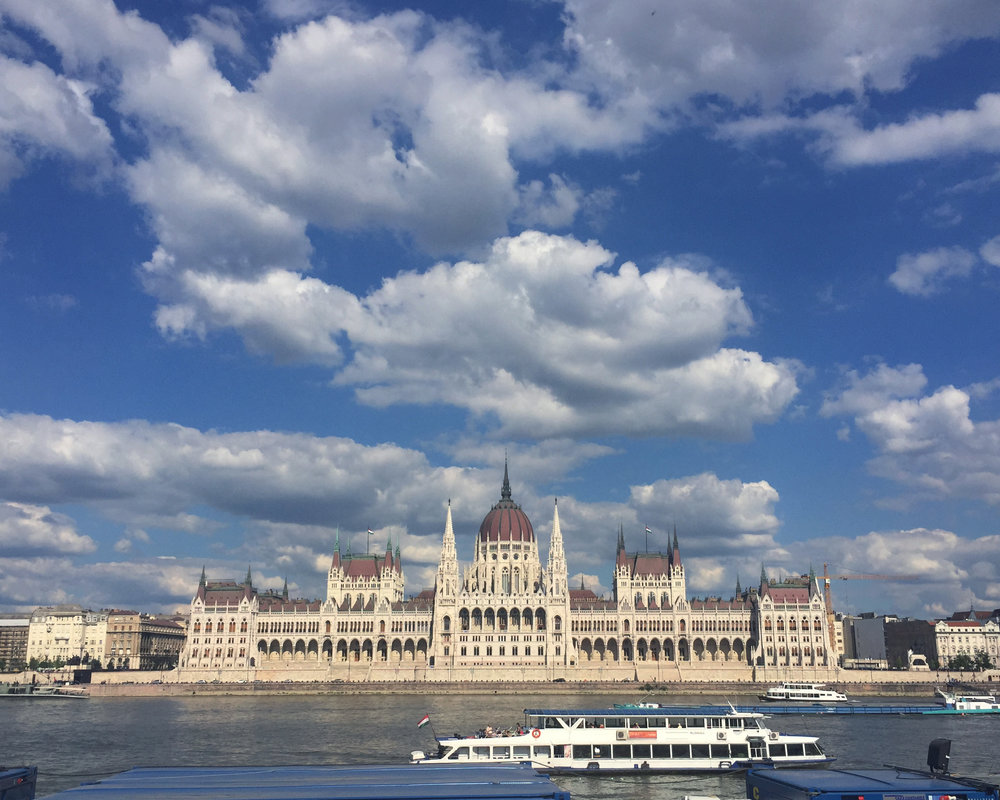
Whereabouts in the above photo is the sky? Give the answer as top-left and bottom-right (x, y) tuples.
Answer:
(2, 0), (1000, 622)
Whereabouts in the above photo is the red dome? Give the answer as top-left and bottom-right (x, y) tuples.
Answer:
(478, 465), (534, 543)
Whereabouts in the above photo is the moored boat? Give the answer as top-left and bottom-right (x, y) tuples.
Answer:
(934, 687), (1000, 712)
(0, 682), (86, 699)
(410, 705), (833, 774)
(759, 682), (847, 703)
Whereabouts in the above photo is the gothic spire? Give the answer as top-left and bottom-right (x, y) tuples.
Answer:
(245, 565), (252, 586)
(199, 565), (206, 588)
(501, 455), (512, 501)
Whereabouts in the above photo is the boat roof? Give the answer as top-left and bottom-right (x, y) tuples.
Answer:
(748, 767), (999, 797)
(524, 706), (761, 717)
(40, 763), (571, 800)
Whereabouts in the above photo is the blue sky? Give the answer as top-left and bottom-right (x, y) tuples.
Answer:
(2, 0), (1000, 620)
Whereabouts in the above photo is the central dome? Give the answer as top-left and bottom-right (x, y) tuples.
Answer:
(478, 464), (534, 543)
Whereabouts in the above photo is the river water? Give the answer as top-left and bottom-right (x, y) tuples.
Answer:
(2, 692), (998, 799)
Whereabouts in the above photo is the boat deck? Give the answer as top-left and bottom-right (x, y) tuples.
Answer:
(39, 763), (570, 800)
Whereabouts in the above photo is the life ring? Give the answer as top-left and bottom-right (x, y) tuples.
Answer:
(531, 728), (541, 738)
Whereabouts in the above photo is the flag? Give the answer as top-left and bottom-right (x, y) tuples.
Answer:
(645, 526), (652, 533)
(417, 714), (430, 728)
(367, 528), (374, 535)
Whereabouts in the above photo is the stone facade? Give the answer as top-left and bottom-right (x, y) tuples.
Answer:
(106, 610), (187, 670)
(178, 469), (836, 682)
(26, 605), (107, 666)
(935, 617), (1000, 666)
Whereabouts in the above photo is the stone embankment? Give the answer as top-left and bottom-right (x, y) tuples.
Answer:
(85, 679), (951, 698)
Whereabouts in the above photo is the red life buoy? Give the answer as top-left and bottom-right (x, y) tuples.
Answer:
(531, 728), (541, 738)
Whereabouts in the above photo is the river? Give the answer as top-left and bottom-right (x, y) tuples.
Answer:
(2, 692), (998, 799)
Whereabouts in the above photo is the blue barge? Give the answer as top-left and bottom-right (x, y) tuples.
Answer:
(620, 703), (996, 716)
(38, 763), (570, 800)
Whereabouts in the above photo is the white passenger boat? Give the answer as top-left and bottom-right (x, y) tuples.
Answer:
(410, 706), (833, 774)
(934, 687), (1000, 712)
(759, 682), (847, 703)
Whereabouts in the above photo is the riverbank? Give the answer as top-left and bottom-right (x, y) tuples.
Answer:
(83, 678), (952, 698)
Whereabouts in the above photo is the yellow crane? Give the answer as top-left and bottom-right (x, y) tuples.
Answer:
(821, 563), (921, 654)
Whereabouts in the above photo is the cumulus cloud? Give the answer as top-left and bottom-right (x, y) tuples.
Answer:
(0, 502), (97, 558)
(562, 1), (1000, 111)
(0, 55), (113, 187)
(0, 413), (795, 608)
(155, 231), (798, 439)
(630, 473), (781, 551)
(823, 363), (1000, 507)
(781, 528), (1000, 617)
(889, 246), (978, 296)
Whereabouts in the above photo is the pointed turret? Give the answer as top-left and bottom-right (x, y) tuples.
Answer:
(546, 498), (568, 597)
(331, 527), (342, 569)
(735, 574), (742, 596)
(671, 526), (680, 566)
(245, 565), (253, 587)
(760, 563), (769, 587)
(435, 499), (460, 597)
(282, 577), (289, 600)
(199, 565), (207, 588)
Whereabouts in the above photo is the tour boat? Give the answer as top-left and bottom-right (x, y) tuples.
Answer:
(934, 687), (1000, 712)
(410, 705), (833, 774)
(759, 682), (847, 703)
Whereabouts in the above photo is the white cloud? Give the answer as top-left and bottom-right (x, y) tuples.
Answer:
(562, 1), (1000, 111)
(823, 363), (1000, 507)
(783, 528), (1000, 617)
(630, 473), (781, 551)
(156, 231), (796, 439)
(888, 246), (978, 296)
(832, 93), (1000, 166)
(0, 56), (113, 187)
(0, 502), (96, 557)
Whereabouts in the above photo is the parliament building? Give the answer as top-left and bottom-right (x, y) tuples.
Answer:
(178, 467), (836, 682)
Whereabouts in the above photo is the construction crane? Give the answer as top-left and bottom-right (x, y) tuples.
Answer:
(821, 563), (921, 654)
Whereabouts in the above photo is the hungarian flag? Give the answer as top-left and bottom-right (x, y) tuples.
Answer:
(645, 526), (652, 533)
(417, 714), (430, 728)
(367, 528), (374, 535)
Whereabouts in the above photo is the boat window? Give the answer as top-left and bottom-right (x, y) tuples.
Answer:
(730, 744), (749, 758)
(769, 744), (786, 757)
(688, 717), (705, 728)
(805, 743), (822, 756)
(607, 717), (624, 728)
(708, 717), (724, 728)
(473, 746), (490, 759)
(726, 718), (743, 729)
(786, 743), (805, 757)
(493, 746), (510, 759)
(613, 745), (631, 759)
(573, 745), (591, 760)
(710, 745), (729, 758)
(592, 745), (609, 759)
(532, 746), (550, 758)
(648, 716), (666, 728)
(447, 747), (470, 760)
(652, 745), (671, 758)
(632, 744), (651, 759)
(513, 746), (530, 759)
(691, 744), (711, 759)
(668, 717), (685, 728)
(671, 744), (690, 758)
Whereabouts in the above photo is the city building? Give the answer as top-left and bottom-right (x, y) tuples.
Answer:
(179, 468), (836, 682)
(935, 613), (1000, 667)
(26, 605), (107, 666)
(105, 610), (187, 671)
(0, 615), (29, 671)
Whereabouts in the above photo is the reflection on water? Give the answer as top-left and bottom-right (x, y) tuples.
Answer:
(2, 692), (998, 799)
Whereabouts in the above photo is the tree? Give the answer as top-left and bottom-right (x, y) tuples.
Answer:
(947, 653), (976, 671)
(973, 649), (994, 671)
